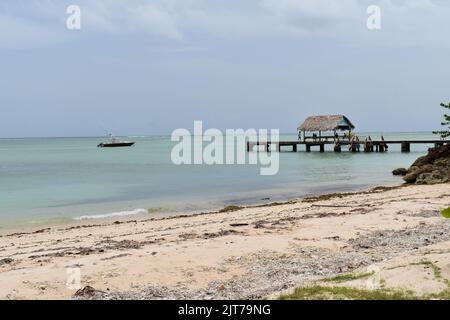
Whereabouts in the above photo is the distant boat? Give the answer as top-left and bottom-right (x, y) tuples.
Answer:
(97, 134), (135, 148)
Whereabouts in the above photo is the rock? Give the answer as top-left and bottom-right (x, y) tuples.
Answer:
(403, 144), (450, 184)
(403, 171), (419, 184)
(74, 285), (102, 298)
(392, 168), (408, 176)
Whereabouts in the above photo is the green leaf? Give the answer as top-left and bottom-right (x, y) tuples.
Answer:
(442, 207), (450, 219)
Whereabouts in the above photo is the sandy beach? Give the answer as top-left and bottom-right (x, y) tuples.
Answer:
(0, 183), (449, 300)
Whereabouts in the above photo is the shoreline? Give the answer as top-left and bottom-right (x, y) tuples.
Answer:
(1, 182), (449, 299)
(0, 180), (402, 236)
(0, 180), (402, 237)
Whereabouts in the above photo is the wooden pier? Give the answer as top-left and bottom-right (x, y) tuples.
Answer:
(247, 140), (448, 153)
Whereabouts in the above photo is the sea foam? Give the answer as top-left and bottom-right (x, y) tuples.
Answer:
(73, 208), (148, 220)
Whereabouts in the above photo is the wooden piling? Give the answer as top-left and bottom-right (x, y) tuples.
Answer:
(401, 142), (410, 153)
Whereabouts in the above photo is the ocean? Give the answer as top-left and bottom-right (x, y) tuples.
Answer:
(0, 132), (438, 228)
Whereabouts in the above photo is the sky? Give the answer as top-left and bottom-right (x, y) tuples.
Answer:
(0, 0), (449, 137)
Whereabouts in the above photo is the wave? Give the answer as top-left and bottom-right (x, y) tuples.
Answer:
(73, 208), (148, 221)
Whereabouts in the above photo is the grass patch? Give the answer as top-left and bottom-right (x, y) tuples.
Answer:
(323, 272), (374, 283)
(411, 260), (443, 280)
(426, 290), (450, 300)
(278, 259), (450, 300)
(278, 285), (419, 300)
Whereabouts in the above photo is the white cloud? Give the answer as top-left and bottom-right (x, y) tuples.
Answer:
(1, 0), (450, 47)
(127, 3), (183, 39)
(79, 1), (183, 39)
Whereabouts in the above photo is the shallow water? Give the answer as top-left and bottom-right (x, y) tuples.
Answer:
(0, 132), (438, 228)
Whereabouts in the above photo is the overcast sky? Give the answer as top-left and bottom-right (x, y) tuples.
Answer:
(1, 0), (449, 137)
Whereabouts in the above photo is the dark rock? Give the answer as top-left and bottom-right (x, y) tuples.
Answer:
(403, 144), (450, 184)
(392, 168), (408, 176)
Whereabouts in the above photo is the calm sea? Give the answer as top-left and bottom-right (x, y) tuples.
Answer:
(0, 132), (438, 228)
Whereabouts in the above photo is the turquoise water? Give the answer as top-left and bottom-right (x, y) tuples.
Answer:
(0, 132), (438, 228)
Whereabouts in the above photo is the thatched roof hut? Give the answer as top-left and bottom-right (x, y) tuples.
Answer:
(297, 115), (355, 132)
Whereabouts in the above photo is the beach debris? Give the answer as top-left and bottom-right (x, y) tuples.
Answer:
(229, 223), (249, 227)
(100, 239), (144, 250)
(100, 253), (131, 261)
(74, 247), (96, 255)
(219, 205), (243, 213)
(202, 229), (242, 239)
(253, 220), (268, 229)
(74, 286), (106, 299)
(0, 258), (13, 266)
(179, 232), (198, 240)
(34, 228), (51, 234)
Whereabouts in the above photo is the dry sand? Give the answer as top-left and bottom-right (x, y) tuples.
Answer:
(0, 183), (449, 300)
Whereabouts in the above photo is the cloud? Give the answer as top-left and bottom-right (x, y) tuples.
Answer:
(1, 0), (450, 48)
(260, 0), (360, 31)
(80, 1), (183, 39)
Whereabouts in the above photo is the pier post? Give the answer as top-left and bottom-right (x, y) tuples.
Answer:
(320, 144), (325, 152)
(293, 144), (297, 152)
(306, 144), (311, 152)
(401, 142), (410, 153)
(364, 143), (373, 152)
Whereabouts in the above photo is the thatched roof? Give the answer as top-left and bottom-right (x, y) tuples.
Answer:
(297, 115), (355, 132)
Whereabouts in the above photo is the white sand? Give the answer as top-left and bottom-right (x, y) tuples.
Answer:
(0, 183), (449, 299)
